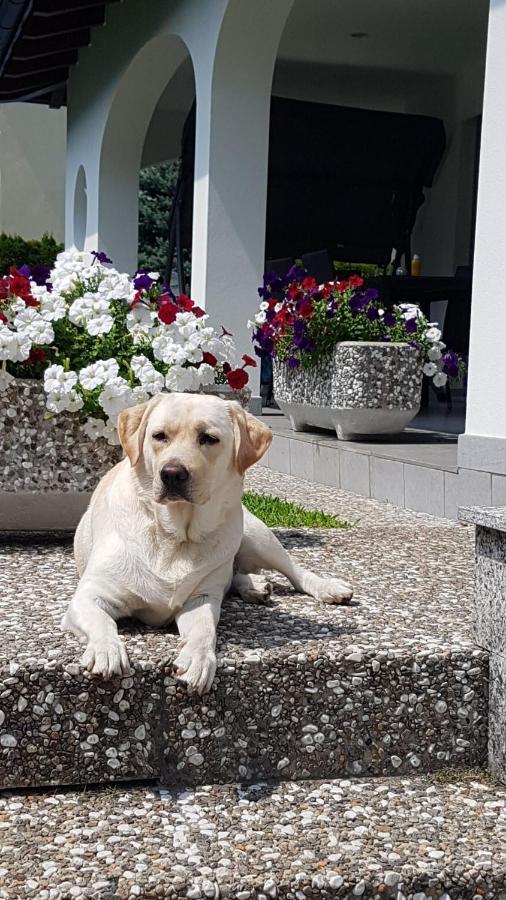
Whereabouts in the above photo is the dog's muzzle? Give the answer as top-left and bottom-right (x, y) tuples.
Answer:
(159, 462), (190, 501)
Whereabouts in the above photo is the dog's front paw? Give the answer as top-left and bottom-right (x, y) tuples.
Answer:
(81, 638), (131, 679)
(173, 642), (216, 695)
(314, 577), (353, 605)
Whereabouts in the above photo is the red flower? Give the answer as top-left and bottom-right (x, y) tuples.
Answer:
(349, 275), (364, 288)
(177, 294), (194, 311)
(242, 354), (257, 367)
(130, 289), (144, 307)
(203, 351), (217, 367)
(336, 279), (350, 293)
(25, 348), (47, 365)
(193, 306), (206, 318)
(158, 299), (179, 325)
(227, 368), (249, 389)
(299, 301), (314, 318)
(8, 268), (37, 306)
(302, 276), (317, 290)
(287, 283), (301, 301)
(222, 362), (231, 374)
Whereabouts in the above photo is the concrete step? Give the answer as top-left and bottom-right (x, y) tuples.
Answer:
(1, 772), (505, 898)
(0, 490), (487, 790)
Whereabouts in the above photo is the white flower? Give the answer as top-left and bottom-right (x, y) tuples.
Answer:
(423, 362), (437, 377)
(98, 376), (132, 422)
(165, 365), (200, 392)
(79, 359), (119, 390)
(246, 319), (256, 330)
(14, 307), (54, 345)
(259, 301), (269, 311)
(398, 303), (424, 320)
(196, 363), (216, 387)
(131, 386), (150, 404)
(433, 371), (448, 388)
(39, 293), (67, 322)
(152, 334), (188, 366)
(68, 293), (114, 335)
(427, 345), (442, 362)
(425, 326), (442, 343)
(44, 364), (78, 394)
(255, 311), (266, 325)
(130, 354), (164, 394)
(184, 344), (203, 365)
(102, 419), (121, 445)
(147, 271), (160, 281)
(0, 325), (16, 361)
(82, 417), (105, 441)
(46, 387), (83, 413)
(126, 304), (155, 335)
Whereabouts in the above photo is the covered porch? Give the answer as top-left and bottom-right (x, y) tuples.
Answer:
(1, 0), (504, 512)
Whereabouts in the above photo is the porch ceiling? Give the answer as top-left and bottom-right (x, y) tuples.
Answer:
(279, 0), (489, 77)
(0, 0), (120, 105)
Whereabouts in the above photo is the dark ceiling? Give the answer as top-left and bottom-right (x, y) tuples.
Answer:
(0, 0), (119, 106)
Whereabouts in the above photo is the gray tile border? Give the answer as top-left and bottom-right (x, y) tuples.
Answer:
(445, 469), (492, 520)
(493, 474), (506, 507)
(370, 457), (405, 507)
(289, 438), (315, 481)
(458, 434), (506, 476)
(404, 464), (445, 518)
(339, 449), (370, 497)
(267, 434), (290, 475)
(313, 442), (340, 487)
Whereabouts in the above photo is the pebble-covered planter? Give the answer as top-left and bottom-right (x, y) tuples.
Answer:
(273, 341), (423, 440)
(0, 378), (250, 531)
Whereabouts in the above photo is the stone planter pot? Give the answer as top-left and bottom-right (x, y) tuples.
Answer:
(0, 378), (250, 532)
(273, 341), (423, 441)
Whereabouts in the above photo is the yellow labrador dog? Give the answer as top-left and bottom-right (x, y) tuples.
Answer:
(63, 393), (353, 693)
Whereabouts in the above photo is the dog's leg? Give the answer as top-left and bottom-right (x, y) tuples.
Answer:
(230, 572), (272, 604)
(174, 593), (222, 694)
(236, 508), (353, 605)
(62, 579), (131, 678)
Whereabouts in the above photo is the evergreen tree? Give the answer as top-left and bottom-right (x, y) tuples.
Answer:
(138, 160), (180, 274)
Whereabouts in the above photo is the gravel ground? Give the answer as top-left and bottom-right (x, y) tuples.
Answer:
(0, 468), (485, 788)
(0, 774), (505, 899)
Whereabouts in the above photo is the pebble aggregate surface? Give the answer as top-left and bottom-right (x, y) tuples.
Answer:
(0, 468), (486, 788)
(1, 775), (506, 898)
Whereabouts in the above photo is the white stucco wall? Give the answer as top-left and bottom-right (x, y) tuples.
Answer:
(0, 103), (66, 241)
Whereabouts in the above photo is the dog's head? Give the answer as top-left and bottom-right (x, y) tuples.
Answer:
(117, 392), (272, 505)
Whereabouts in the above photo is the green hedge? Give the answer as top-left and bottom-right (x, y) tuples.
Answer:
(0, 233), (63, 274)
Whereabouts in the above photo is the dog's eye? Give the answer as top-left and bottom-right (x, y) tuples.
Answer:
(198, 432), (219, 446)
(152, 431), (167, 442)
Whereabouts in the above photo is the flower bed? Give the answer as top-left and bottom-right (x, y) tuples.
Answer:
(0, 249), (255, 445)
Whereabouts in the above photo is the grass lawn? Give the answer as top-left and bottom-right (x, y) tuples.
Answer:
(242, 492), (349, 529)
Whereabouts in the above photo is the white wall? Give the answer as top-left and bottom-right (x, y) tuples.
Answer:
(0, 103), (66, 241)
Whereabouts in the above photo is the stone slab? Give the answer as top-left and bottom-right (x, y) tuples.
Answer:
(0, 469), (487, 789)
(460, 505), (506, 532)
(1, 774), (506, 899)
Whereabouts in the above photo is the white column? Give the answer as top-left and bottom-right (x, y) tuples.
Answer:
(459, 0), (506, 476)
(190, 0), (294, 364)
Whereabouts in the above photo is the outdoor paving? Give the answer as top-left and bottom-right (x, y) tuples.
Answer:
(1, 773), (506, 899)
(0, 468), (485, 789)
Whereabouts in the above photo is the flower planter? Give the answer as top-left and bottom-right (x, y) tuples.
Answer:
(273, 341), (423, 441)
(0, 379), (250, 532)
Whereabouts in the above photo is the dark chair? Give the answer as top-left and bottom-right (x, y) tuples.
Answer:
(265, 257), (294, 277)
(301, 249), (334, 282)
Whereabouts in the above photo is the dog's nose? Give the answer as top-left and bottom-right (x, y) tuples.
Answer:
(160, 463), (190, 489)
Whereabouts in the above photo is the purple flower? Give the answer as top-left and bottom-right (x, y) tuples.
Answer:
(383, 310), (396, 328)
(363, 287), (380, 302)
(366, 306), (379, 321)
(381, 334), (392, 342)
(442, 350), (460, 378)
(409, 340), (419, 349)
(288, 356), (301, 368)
(349, 293), (369, 315)
(92, 250), (113, 264)
(18, 264), (31, 278)
(404, 317), (418, 334)
(31, 264), (51, 286)
(134, 271), (155, 291)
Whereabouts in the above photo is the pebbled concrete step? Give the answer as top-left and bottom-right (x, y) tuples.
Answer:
(0, 484), (487, 790)
(1, 773), (505, 899)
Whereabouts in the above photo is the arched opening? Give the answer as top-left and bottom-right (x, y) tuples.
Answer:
(262, 0), (489, 424)
(138, 54), (195, 290)
(73, 165), (87, 250)
(98, 33), (194, 274)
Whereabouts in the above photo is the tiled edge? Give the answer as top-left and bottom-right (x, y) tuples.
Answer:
(289, 438), (315, 481)
(493, 474), (506, 506)
(404, 464), (445, 518)
(444, 469), (492, 521)
(313, 442), (340, 487)
(339, 449), (371, 497)
(370, 457), (404, 507)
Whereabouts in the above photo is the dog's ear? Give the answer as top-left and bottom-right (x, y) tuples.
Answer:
(228, 402), (272, 475)
(117, 397), (159, 467)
